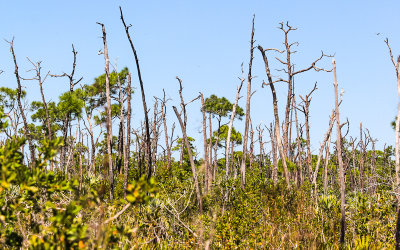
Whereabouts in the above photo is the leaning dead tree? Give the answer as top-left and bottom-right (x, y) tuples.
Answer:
(120, 7), (153, 181)
(226, 73), (244, 179)
(258, 45), (291, 188)
(173, 104), (202, 213)
(7, 39), (36, 167)
(385, 38), (400, 250)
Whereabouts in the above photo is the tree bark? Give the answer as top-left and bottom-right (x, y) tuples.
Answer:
(97, 23), (114, 200)
(258, 45), (291, 188)
(120, 7), (153, 182)
(268, 123), (278, 185)
(312, 109), (336, 188)
(173, 106), (202, 213)
(124, 73), (132, 198)
(200, 93), (210, 193)
(323, 133), (331, 193)
(8, 40), (36, 167)
(333, 59), (346, 245)
(240, 15), (255, 189)
(225, 80), (244, 179)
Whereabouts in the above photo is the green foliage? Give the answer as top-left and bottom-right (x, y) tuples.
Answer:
(213, 125), (242, 147)
(204, 94), (244, 120)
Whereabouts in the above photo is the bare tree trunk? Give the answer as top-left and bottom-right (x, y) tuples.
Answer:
(293, 94), (303, 185)
(333, 59), (346, 245)
(225, 80), (244, 178)
(173, 106), (202, 213)
(51, 44), (82, 171)
(371, 138), (377, 193)
(200, 93), (210, 193)
(8, 39), (36, 167)
(120, 7), (153, 182)
(299, 84), (317, 181)
(323, 133), (331, 193)
(268, 123), (278, 185)
(27, 59), (53, 170)
(124, 73), (132, 198)
(161, 90), (172, 170)
(385, 39), (400, 249)
(312, 109), (336, 188)
(97, 23), (114, 200)
(151, 99), (159, 175)
(208, 113), (213, 183)
(258, 45), (291, 188)
(249, 119), (254, 169)
(257, 125), (265, 179)
(78, 119), (83, 193)
(359, 123), (365, 193)
(240, 15), (255, 189)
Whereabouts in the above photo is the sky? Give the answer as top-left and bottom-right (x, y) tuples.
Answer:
(1, 1), (400, 156)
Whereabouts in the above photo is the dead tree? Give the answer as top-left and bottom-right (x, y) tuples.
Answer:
(120, 7), (153, 181)
(312, 103), (341, 188)
(272, 22), (331, 158)
(258, 45), (291, 188)
(51, 44), (82, 170)
(225, 76), (244, 179)
(333, 59), (346, 245)
(159, 89), (172, 170)
(240, 15), (255, 189)
(7, 39), (36, 167)
(25, 58), (53, 170)
(173, 106), (202, 213)
(257, 125), (265, 179)
(359, 122), (365, 192)
(385, 38), (400, 249)
(209, 113), (213, 182)
(200, 93), (211, 193)
(151, 98), (162, 175)
(312, 110), (335, 189)
(123, 73), (132, 197)
(298, 83), (317, 180)
(97, 22), (114, 200)
(249, 118), (255, 169)
(293, 92), (304, 185)
(177, 77), (187, 168)
(323, 133), (332, 192)
(267, 123), (278, 185)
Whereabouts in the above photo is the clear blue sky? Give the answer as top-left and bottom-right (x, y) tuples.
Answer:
(1, 1), (400, 154)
